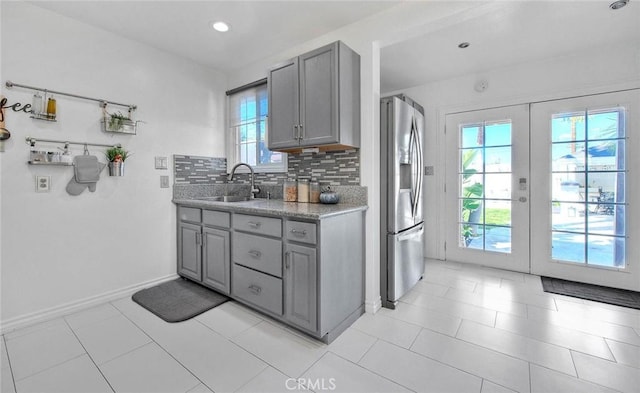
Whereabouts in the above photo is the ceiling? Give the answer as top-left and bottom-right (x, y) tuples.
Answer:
(381, 0), (640, 92)
(30, 1), (640, 93)
(30, 0), (400, 73)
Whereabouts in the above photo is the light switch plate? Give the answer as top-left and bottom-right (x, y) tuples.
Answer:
(424, 166), (434, 176)
(160, 175), (170, 188)
(36, 175), (51, 192)
(155, 156), (168, 170)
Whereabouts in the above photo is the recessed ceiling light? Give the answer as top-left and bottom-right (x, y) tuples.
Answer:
(609, 0), (629, 10)
(458, 42), (470, 49)
(212, 21), (230, 32)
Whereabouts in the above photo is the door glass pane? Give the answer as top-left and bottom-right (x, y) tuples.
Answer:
(485, 147), (511, 172)
(460, 148), (483, 173)
(484, 226), (511, 253)
(461, 125), (483, 148)
(551, 113), (585, 142)
(458, 120), (512, 252)
(552, 232), (585, 263)
(485, 200), (511, 226)
(550, 107), (626, 268)
(552, 202), (585, 232)
(485, 122), (512, 146)
(485, 174), (511, 199)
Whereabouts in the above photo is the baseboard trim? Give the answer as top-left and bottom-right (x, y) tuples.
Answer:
(365, 296), (382, 314)
(0, 274), (178, 334)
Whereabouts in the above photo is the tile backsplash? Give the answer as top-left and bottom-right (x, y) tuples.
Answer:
(174, 149), (360, 186)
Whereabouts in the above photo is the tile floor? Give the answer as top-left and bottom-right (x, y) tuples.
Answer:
(1, 259), (639, 393)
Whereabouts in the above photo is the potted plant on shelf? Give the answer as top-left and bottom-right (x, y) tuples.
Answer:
(105, 147), (130, 176)
(105, 111), (136, 133)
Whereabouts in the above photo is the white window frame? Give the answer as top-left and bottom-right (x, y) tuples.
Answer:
(226, 82), (287, 173)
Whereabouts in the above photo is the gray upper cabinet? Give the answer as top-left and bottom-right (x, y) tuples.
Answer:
(178, 222), (202, 281)
(202, 227), (230, 293)
(285, 243), (317, 332)
(268, 41), (360, 152)
(268, 58), (299, 151)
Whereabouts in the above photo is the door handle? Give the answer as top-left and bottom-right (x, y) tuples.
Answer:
(299, 124), (304, 140)
(293, 124), (299, 140)
(290, 229), (307, 236)
(518, 197), (527, 202)
(285, 251), (291, 269)
(248, 285), (262, 295)
(195, 233), (202, 245)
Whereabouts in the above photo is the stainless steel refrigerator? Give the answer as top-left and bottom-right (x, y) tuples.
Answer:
(380, 95), (425, 309)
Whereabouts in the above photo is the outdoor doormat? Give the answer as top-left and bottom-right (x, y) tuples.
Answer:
(132, 278), (229, 322)
(541, 276), (640, 310)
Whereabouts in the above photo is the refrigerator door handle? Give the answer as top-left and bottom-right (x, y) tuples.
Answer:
(414, 115), (423, 213)
(409, 118), (420, 218)
(408, 125), (415, 216)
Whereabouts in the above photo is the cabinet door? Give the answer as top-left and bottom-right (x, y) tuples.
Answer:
(285, 244), (317, 332)
(298, 43), (339, 147)
(203, 227), (230, 294)
(178, 222), (202, 281)
(268, 58), (300, 149)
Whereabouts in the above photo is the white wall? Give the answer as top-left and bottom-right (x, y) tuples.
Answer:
(0, 2), (227, 329)
(399, 42), (640, 261)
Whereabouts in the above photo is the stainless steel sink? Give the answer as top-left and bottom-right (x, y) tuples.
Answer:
(195, 196), (251, 202)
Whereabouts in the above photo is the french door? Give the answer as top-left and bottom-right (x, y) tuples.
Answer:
(445, 104), (530, 272)
(445, 90), (640, 291)
(530, 90), (640, 291)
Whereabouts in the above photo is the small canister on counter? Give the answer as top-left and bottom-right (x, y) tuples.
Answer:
(297, 178), (309, 203)
(284, 178), (298, 202)
(310, 181), (320, 203)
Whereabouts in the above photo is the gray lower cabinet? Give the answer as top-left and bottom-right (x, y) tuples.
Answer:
(177, 207), (230, 294)
(284, 243), (317, 332)
(202, 227), (230, 294)
(178, 204), (365, 343)
(178, 222), (202, 281)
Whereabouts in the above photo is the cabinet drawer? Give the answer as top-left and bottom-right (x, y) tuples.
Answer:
(234, 214), (282, 237)
(178, 206), (201, 223)
(285, 221), (317, 245)
(203, 210), (230, 228)
(233, 264), (283, 315)
(233, 232), (282, 277)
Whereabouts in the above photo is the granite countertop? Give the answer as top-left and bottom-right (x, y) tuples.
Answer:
(173, 198), (368, 220)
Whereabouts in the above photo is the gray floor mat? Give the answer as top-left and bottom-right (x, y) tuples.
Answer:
(132, 278), (229, 322)
(541, 276), (640, 310)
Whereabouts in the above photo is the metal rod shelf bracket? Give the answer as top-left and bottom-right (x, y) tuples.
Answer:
(6, 80), (137, 111)
(25, 136), (121, 149)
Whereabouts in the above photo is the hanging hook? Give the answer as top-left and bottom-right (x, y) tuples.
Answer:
(83, 144), (89, 155)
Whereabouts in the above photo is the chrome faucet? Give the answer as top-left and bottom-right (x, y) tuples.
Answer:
(228, 162), (260, 199)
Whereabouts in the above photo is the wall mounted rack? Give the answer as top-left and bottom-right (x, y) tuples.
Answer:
(5, 80), (137, 111)
(25, 136), (121, 149)
(25, 136), (122, 166)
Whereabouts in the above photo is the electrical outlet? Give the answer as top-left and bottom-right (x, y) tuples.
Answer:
(160, 175), (170, 188)
(36, 175), (51, 192)
(424, 166), (435, 176)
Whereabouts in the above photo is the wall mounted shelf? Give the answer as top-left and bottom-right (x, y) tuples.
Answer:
(28, 161), (73, 166)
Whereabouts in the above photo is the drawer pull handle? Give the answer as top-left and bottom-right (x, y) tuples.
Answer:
(290, 229), (307, 236)
(248, 250), (262, 258)
(248, 285), (262, 295)
(248, 221), (262, 228)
